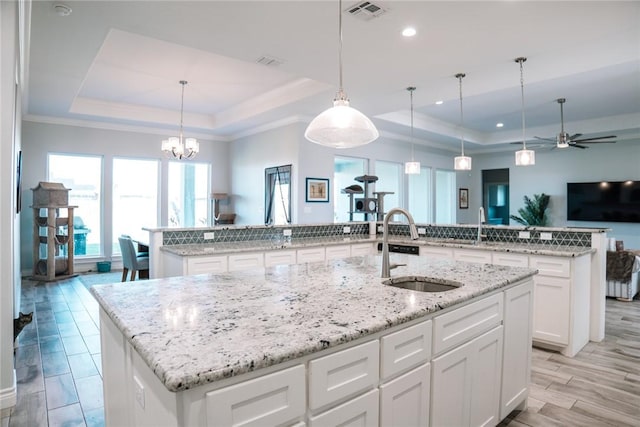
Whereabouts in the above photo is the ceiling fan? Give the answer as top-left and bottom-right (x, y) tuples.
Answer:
(534, 98), (617, 149)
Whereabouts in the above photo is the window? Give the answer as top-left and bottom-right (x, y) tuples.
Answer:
(334, 156), (368, 222)
(375, 160), (402, 214)
(112, 158), (159, 254)
(435, 169), (456, 224)
(168, 162), (210, 227)
(408, 166), (433, 223)
(48, 153), (102, 257)
(264, 165), (291, 225)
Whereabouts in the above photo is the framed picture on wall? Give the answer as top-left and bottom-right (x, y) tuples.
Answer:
(459, 188), (469, 209)
(306, 178), (329, 203)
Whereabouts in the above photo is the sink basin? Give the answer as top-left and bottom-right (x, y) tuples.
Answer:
(382, 276), (463, 292)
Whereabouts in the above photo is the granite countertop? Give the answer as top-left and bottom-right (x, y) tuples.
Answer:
(160, 235), (594, 258)
(91, 254), (536, 392)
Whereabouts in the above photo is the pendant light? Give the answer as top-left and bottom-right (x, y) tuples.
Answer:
(514, 57), (535, 166)
(454, 73), (472, 170)
(304, 0), (379, 148)
(161, 80), (199, 160)
(404, 86), (420, 174)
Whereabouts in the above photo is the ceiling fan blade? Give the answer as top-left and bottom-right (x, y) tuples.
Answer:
(571, 144), (588, 149)
(574, 140), (617, 144)
(569, 133), (582, 140)
(534, 136), (554, 142)
(572, 135), (616, 143)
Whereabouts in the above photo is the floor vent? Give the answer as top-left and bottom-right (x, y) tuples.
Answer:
(346, 1), (387, 21)
(256, 55), (283, 67)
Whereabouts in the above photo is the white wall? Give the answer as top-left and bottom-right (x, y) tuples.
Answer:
(20, 121), (230, 270)
(469, 142), (640, 248)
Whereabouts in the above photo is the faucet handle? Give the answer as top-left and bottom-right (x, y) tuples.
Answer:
(390, 263), (406, 270)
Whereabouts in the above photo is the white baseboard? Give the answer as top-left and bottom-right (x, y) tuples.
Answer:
(0, 370), (17, 410)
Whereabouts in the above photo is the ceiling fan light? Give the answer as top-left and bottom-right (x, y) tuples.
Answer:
(515, 149), (535, 166)
(556, 131), (569, 148)
(454, 155), (472, 170)
(305, 98), (379, 148)
(405, 161), (421, 174)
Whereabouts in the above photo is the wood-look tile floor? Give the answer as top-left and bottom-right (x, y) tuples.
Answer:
(2, 275), (639, 427)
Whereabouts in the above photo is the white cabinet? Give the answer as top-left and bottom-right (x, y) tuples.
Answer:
(264, 250), (296, 267)
(228, 252), (264, 272)
(419, 246), (453, 260)
(380, 320), (431, 380)
(309, 340), (379, 411)
(379, 364), (430, 427)
(501, 281), (533, 419)
(325, 244), (351, 260)
(431, 326), (503, 427)
(205, 365), (305, 427)
(454, 249), (492, 264)
(296, 247), (325, 264)
(492, 252), (528, 268)
(531, 274), (570, 345)
(309, 389), (378, 427)
(187, 255), (228, 275)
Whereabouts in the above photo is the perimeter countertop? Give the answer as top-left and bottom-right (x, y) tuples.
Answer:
(160, 235), (595, 258)
(91, 254), (536, 392)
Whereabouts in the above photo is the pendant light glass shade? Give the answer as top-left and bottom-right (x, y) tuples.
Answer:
(161, 80), (199, 160)
(404, 86), (420, 175)
(454, 73), (471, 171)
(304, 0), (379, 148)
(305, 93), (379, 148)
(514, 57), (534, 166)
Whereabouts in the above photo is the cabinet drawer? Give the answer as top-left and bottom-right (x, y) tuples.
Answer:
(205, 365), (305, 427)
(380, 320), (432, 380)
(325, 245), (351, 260)
(297, 247), (325, 264)
(264, 250), (296, 267)
(309, 389), (379, 427)
(309, 340), (379, 411)
(228, 252), (264, 272)
(187, 255), (228, 274)
(492, 252), (529, 268)
(433, 293), (503, 355)
(454, 249), (492, 264)
(419, 247), (454, 259)
(530, 256), (570, 278)
(351, 243), (375, 257)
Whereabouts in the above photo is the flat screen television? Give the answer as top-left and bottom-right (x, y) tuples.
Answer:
(567, 181), (640, 223)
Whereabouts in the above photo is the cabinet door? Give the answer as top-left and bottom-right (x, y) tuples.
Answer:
(187, 255), (228, 275)
(470, 326), (503, 427)
(205, 365), (305, 427)
(325, 245), (351, 260)
(228, 252), (264, 272)
(431, 338), (473, 426)
(380, 364), (430, 427)
(454, 249), (492, 264)
(264, 250), (296, 267)
(309, 389), (379, 427)
(501, 281), (533, 419)
(297, 247), (325, 264)
(532, 275), (570, 345)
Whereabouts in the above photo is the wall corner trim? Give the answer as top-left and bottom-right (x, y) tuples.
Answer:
(0, 370), (17, 410)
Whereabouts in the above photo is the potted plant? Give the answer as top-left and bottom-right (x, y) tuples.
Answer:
(510, 193), (550, 226)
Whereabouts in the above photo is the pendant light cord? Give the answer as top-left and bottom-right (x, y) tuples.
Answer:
(179, 80), (187, 142)
(337, 0), (344, 98)
(409, 87), (415, 161)
(456, 73), (466, 156)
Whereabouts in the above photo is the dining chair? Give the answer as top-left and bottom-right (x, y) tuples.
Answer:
(118, 235), (149, 281)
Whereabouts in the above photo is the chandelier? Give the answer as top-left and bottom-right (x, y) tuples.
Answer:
(161, 80), (199, 160)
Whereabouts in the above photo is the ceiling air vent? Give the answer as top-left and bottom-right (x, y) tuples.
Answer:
(256, 55), (283, 67)
(346, 1), (387, 21)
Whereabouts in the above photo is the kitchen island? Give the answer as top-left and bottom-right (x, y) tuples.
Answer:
(92, 254), (537, 427)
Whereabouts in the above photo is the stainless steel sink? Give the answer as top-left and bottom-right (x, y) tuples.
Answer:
(382, 276), (463, 292)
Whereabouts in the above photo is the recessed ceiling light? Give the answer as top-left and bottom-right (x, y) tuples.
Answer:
(402, 27), (416, 37)
(435, 100), (443, 105)
(496, 122), (504, 128)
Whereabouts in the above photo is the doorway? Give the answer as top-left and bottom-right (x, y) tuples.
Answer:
(482, 169), (510, 225)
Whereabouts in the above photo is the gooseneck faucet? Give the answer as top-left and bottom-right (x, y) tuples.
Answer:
(477, 206), (486, 244)
(381, 208), (420, 278)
